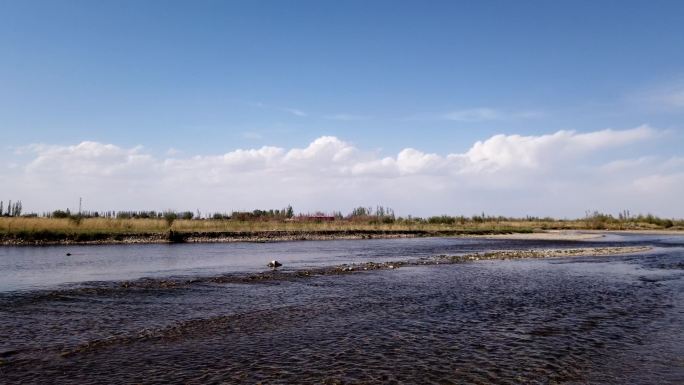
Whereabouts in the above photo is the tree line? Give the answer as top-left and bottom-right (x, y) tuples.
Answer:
(1, 199), (681, 228)
(0, 200), (22, 217)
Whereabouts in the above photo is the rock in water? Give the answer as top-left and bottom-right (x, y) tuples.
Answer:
(267, 260), (282, 268)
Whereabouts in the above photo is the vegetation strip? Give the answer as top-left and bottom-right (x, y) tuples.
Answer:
(0, 228), (535, 245)
(0, 205), (681, 245)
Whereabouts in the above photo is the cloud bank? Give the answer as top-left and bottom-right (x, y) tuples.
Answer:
(3, 125), (682, 217)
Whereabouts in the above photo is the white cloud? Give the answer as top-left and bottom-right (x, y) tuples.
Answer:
(463, 125), (656, 171)
(633, 173), (684, 193)
(284, 136), (356, 163)
(600, 156), (656, 173)
(24, 141), (154, 178)
(5, 126), (682, 217)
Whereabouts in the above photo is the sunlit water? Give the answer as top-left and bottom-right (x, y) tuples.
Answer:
(0, 234), (682, 384)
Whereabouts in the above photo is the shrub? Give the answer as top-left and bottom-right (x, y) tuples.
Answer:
(163, 211), (177, 227)
(52, 210), (70, 218)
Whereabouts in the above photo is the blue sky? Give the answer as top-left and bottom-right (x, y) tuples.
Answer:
(1, 1), (683, 216)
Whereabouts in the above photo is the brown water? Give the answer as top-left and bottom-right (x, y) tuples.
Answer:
(0, 234), (683, 384)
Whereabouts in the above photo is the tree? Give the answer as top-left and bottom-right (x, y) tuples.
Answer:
(0, 201), (3, 216)
(52, 210), (70, 218)
(163, 211), (177, 227)
(179, 211), (194, 220)
(350, 206), (370, 217)
(286, 205), (294, 218)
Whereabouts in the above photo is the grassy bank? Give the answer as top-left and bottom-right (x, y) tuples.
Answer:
(0, 216), (681, 245)
(0, 216), (547, 234)
(0, 217), (534, 245)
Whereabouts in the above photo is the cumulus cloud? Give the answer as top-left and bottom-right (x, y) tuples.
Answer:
(283, 136), (355, 163)
(24, 141), (154, 178)
(4, 126), (682, 217)
(463, 125), (656, 171)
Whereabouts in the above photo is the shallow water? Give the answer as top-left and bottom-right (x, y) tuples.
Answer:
(0, 234), (683, 384)
(2, 233), (679, 292)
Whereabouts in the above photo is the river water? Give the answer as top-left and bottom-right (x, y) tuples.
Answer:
(0, 233), (682, 384)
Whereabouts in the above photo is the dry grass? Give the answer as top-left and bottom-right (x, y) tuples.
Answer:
(0, 217), (540, 235)
(0, 216), (673, 237)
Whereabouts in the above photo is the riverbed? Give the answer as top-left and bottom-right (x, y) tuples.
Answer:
(0, 233), (682, 383)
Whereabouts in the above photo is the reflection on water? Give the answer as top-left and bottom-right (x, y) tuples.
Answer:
(0, 235), (682, 384)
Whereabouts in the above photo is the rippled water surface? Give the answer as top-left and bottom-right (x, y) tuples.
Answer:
(1, 234), (683, 384)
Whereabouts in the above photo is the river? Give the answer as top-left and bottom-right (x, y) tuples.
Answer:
(0, 233), (682, 384)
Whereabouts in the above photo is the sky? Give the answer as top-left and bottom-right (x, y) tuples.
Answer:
(1, 0), (683, 217)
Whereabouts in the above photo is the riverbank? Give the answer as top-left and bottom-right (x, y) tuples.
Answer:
(1, 215), (682, 246)
(0, 228), (535, 246)
(2, 226), (683, 246)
